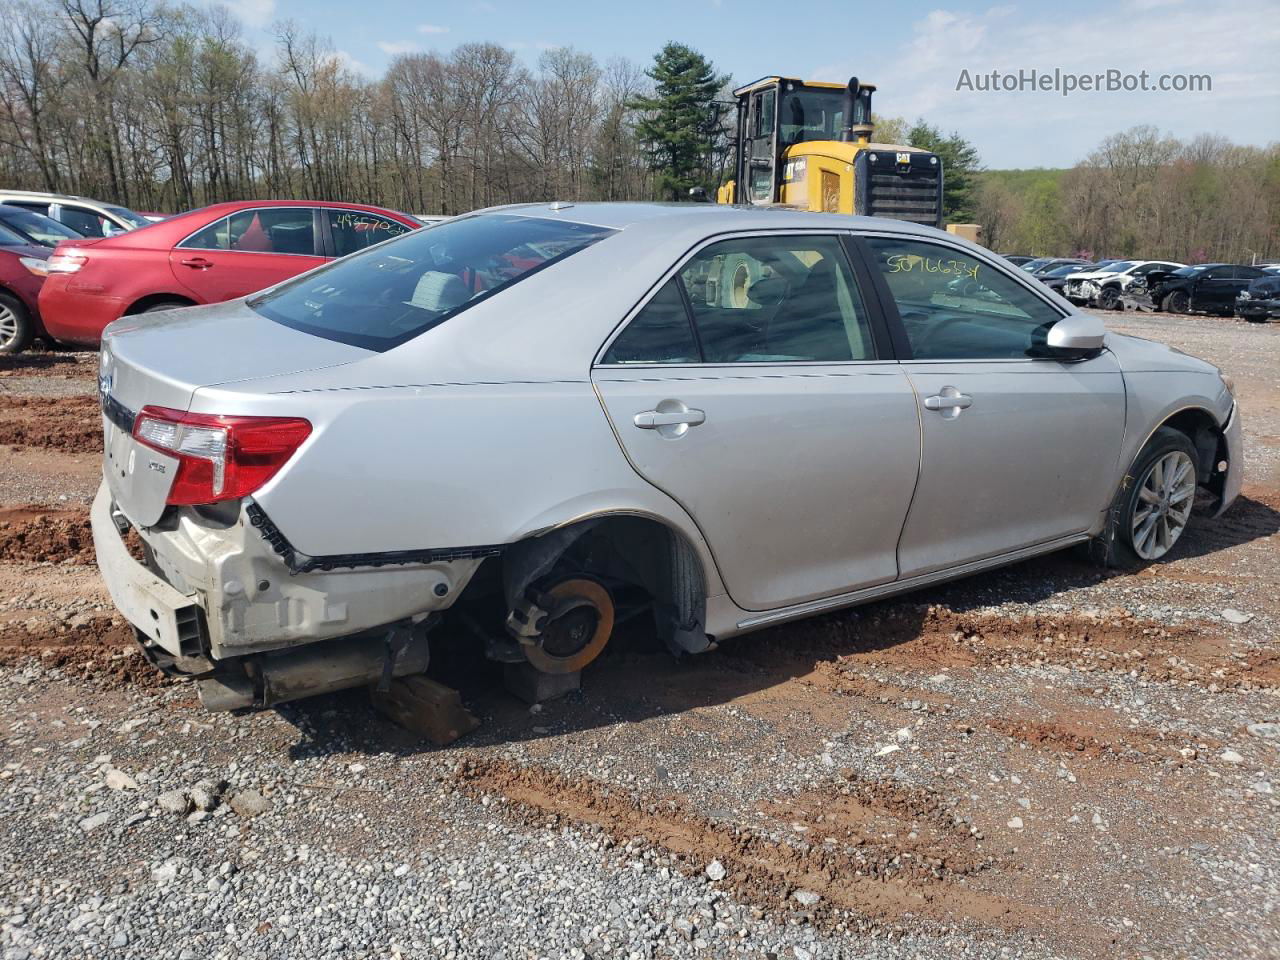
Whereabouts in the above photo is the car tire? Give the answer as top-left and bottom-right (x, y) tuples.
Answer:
(0, 292), (34, 355)
(1162, 290), (1190, 314)
(1099, 427), (1200, 568)
(1098, 286), (1121, 310)
(142, 301), (192, 314)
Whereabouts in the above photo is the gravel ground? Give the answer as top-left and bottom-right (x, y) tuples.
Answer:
(1, 311), (1277, 959)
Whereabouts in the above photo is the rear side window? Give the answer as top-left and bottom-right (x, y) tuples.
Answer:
(251, 214), (615, 351)
(180, 209), (318, 255)
(603, 234), (875, 365)
(865, 236), (1062, 360)
(57, 205), (112, 237)
(327, 209), (412, 257)
(603, 280), (699, 364)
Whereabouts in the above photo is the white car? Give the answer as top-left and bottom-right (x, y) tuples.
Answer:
(1064, 260), (1185, 309)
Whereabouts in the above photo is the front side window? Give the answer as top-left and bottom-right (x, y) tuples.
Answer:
(603, 234), (875, 364)
(328, 209), (413, 257)
(251, 213), (614, 351)
(864, 236), (1062, 360)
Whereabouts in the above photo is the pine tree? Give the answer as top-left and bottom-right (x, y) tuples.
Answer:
(630, 43), (728, 200)
(908, 121), (983, 222)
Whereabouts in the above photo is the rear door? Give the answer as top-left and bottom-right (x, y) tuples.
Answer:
(170, 207), (326, 303)
(592, 231), (920, 611)
(859, 233), (1126, 578)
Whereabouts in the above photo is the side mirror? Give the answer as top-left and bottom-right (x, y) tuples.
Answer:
(1046, 312), (1105, 359)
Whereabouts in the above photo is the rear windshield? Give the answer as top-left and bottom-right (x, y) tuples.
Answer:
(251, 213), (615, 351)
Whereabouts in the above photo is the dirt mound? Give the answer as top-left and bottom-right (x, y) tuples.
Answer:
(0, 615), (166, 688)
(0, 505), (94, 563)
(452, 758), (1051, 937)
(0, 396), (101, 452)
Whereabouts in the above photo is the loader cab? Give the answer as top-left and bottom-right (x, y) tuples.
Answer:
(734, 77), (874, 206)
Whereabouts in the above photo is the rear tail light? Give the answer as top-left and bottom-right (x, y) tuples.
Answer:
(132, 406), (311, 506)
(46, 251), (88, 274)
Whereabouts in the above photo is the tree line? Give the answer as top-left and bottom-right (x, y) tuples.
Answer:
(0, 0), (736, 214)
(975, 127), (1280, 264)
(1, 0), (1274, 264)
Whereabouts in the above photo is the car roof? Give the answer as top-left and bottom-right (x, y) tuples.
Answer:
(468, 201), (946, 237)
(0, 189), (111, 205)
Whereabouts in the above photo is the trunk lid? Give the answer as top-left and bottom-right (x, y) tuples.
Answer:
(100, 299), (370, 526)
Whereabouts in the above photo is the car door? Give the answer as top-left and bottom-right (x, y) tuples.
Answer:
(592, 232), (921, 611)
(170, 207), (326, 303)
(1191, 266), (1236, 311)
(858, 234), (1126, 579)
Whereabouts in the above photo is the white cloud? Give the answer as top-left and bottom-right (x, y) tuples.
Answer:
(329, 49), (375, 77)
(377, 41), (420, 55)
(417, 23), (450, 34)
(814, 0), (1280, 167)
(218, 0), (276, 28)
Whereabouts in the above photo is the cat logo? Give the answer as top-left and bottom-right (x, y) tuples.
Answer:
(896, 152), (911, 165)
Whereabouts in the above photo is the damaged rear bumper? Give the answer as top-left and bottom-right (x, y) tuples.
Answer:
(91, 479), (487, 706)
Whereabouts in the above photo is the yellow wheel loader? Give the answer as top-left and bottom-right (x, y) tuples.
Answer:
(716, 76), (944, 227)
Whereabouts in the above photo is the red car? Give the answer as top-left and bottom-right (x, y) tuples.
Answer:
(0, 233), (52, 354)
(38, 200), (420, 346)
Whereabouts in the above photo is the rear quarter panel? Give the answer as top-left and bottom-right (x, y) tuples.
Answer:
(194, 377), (728, 600)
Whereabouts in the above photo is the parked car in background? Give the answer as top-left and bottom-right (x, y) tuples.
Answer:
(0, 189), (151, 237)
(90, 204), (1240, 711)
(1028, 258), (1092, 278)
(1147, 264), (1272, 315)
(38, 200), (420, 347)
(0, 222), (52, 353)
(1018, 256), (1058, 273)
(1235, 275), (1280, 322)
(1038, 261), (1097, 294)
(0, 203), (82, 248)
(1066, 260), (1186, 310)
(1002, 255), (1035, 266)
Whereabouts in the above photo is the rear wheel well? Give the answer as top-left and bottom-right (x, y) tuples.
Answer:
(497, 515), (711, 657)
(124, 293), (196, 315)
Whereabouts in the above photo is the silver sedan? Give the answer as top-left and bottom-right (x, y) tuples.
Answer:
(91, 204), (1242, 710)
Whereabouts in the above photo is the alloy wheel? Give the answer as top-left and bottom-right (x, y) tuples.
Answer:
(0, 303), (18, 350)
(1130, 450), (1196, 560)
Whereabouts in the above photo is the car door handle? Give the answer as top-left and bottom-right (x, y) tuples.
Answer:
(634, 408), (706, 429)
(180, 257), (212, 270)
(924, 387), (973, 419)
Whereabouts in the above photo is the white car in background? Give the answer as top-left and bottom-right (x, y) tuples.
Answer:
(1064, 260), (1185, 309)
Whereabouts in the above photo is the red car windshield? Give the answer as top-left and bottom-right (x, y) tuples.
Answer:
(250, 214), (615, 351)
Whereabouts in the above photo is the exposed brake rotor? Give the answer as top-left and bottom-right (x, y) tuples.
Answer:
(521, 578), (614, 675)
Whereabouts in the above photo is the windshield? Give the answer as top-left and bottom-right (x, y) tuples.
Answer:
(778, 87), (868, 147)
(251, 213), (616, 351)
(105, 205), (152, 229)
(0, 205), (80, 246)
(1020, 258), (1053, 272)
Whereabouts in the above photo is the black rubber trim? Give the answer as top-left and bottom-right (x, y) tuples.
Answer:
(245, 501), (503, 575)
(101, 392), (135, 433)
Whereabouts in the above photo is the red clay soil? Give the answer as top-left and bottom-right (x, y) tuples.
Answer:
(0, 614), (165, 689)
(0, 505), (94, 563)
(0, 396), (101, 452)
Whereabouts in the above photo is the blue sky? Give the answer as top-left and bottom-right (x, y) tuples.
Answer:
(220, 0), (1280, 169)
